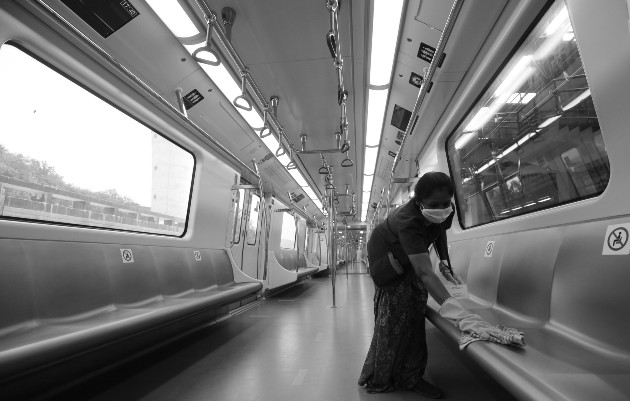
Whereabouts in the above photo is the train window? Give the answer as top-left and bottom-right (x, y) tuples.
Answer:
(0, 44), (194, 236)
(446, 0), (610, 229)
(280, 212), (296, 249)
(246, 193), (260, 245)
(232, 189), (245, 244)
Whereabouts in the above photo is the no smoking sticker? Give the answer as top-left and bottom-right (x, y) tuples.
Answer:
(484, 241), (495, 258)
(120, 249), (134, 263)
(603, 224), (630, 255)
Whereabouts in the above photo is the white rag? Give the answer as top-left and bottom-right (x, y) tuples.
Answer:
(438, 297), (526, 350)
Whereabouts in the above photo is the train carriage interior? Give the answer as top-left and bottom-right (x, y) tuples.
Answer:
(0, 0), (629, 400)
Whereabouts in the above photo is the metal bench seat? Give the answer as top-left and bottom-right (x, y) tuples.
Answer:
(425, 216), (630, 401)
(296, 266), (319, 280)
(0, 240), (262, 399)
(426, 303), (630, 401)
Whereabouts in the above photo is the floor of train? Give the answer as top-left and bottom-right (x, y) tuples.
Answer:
(57, 272), (517, 401)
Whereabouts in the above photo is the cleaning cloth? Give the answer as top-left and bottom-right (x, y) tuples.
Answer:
(438, 297), (526, 350)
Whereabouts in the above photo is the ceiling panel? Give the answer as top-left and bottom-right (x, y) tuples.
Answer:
(201, 0), (360, 213)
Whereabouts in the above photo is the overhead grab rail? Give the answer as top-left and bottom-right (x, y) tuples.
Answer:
(192, 0), (320, 191)
(295, 0), (353, 168)
(297, 132), (343, 154)
(29, 0), (260, 182)
(385, 0), (464, 215)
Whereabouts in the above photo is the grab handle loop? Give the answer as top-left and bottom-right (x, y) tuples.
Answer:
(193, 15), (221, 66)
(340, 140), (350, 154)
(258, 106), (271, 138)
(233, 69), (253, 111)
(326, 30), (337, 59)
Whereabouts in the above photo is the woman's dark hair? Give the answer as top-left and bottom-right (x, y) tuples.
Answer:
(414, 172), (454, 200)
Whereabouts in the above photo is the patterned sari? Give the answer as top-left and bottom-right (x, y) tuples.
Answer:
(358, 273), (429, 393)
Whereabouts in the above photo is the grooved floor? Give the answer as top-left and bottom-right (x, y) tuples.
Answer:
(60, 275), (517, 401)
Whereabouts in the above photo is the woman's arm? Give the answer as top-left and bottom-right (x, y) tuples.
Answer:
(408, 253), (452, 305)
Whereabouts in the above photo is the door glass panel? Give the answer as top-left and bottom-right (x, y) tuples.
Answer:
(280, 212), (296, 249)
(232, 189), (244, 244)
(246, 193), (260, 245)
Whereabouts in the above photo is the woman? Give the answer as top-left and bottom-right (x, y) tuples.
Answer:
(359, 171), (463, 398)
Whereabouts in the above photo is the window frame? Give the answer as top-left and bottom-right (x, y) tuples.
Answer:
(0, 42), (196, 237)
(444, 0), (607, 230)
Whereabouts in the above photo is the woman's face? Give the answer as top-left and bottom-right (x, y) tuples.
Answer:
(419, 188), (452, 209)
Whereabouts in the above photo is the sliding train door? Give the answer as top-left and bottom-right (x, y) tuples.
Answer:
(227, 185), (262, 277)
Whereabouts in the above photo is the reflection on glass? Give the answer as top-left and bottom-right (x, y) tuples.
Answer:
(246, 194), (260, 245)
(280, 212), (296, 249)
(447, 1), (609, 228)
(0, 45), (194, 235)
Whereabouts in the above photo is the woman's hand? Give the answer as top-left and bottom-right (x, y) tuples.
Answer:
(439, 261), (464, 285)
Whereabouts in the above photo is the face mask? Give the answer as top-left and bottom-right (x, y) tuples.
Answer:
(421, 205), (453, 224)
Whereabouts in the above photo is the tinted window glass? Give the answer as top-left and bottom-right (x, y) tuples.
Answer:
(446, 1), (609, 228)
(0, 45), (194, 235)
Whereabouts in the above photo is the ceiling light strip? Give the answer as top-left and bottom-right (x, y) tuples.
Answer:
(361, 0), (404, 220)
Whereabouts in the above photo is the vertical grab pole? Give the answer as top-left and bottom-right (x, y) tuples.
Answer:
(328, 189), (337, 308)
(252, 160), (269, 283)
(344, 220), (349, 278)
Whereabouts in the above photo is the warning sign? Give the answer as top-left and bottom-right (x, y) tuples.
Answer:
(603, 224), (630, 255)
(120, 248), (134, 263)
(183, 89), (204, 110)
(484, 241), (495, 258)
(417, 42), (446, 67)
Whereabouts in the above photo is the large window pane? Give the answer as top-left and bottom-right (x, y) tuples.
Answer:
(446, 1), (609, 229)
(280, 212), (296, 249)
(0, 45), (194, 235)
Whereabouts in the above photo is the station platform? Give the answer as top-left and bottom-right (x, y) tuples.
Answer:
(56, 274), (517, 401)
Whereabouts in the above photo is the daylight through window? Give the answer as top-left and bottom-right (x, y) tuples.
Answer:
(0, 45), (194, 236)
